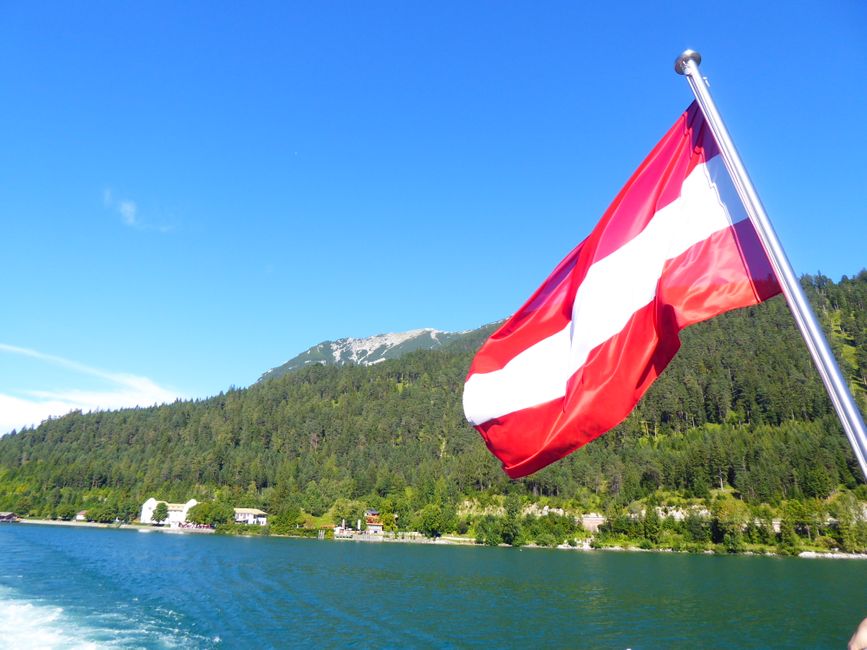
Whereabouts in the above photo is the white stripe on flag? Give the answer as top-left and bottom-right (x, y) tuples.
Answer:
(463, 155), (746, 425)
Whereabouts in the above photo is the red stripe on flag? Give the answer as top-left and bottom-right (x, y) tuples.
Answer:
(657, 217), (779, 329)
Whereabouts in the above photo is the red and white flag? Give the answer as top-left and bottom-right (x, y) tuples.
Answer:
(463, 102), (781, 478)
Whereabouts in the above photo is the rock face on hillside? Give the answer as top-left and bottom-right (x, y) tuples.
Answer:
(259, 328), (470, 382)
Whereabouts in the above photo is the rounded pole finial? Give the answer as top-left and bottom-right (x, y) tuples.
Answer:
(674, 49), (702, 75)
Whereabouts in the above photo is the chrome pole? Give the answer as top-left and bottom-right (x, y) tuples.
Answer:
(675, 49), (867, 480)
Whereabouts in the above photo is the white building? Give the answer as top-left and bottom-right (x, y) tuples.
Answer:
(234, 508), (268, 526)
(140, 498), (198, 527)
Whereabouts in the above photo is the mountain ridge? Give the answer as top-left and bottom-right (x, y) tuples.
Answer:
(258, 324), (499, 382)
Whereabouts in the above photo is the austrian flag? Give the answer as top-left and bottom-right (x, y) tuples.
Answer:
(463, 102), (781, 479)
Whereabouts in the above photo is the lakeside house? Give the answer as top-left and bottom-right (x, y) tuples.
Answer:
(234, 508), (268, 526)
(332, 511), (385, 539)
(140, 498), (198, 527)
(365, 509), (384, 535)
(75, 510), (87, 522)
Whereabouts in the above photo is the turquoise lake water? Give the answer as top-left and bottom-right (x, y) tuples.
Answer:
(1, 522), (865, 648)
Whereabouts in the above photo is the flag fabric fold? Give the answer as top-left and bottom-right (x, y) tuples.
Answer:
(463, 102), (781, 479)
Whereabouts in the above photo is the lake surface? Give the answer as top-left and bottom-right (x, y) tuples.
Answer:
(0, 523), (865, 649)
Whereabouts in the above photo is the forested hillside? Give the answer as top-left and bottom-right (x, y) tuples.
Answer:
(1, 273), (865, 550)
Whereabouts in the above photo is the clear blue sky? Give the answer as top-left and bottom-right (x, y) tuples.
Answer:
(2, 2), (865, 434)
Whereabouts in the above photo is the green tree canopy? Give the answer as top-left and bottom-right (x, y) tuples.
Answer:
(152, 502), (169, 524)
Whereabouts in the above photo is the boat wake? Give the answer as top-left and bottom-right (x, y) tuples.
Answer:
(0, 585), (214, 648)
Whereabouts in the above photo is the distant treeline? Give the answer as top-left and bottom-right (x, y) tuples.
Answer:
(0, 272), (865, 550)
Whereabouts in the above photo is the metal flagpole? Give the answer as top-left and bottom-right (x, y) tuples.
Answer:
(674, 49), (867, 480)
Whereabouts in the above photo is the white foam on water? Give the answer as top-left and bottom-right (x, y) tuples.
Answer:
(0, 589), (101, 649)
(0, 585), (201, 649)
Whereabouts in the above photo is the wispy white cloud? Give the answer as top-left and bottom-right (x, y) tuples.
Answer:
(0, 344), (184, 435)
(118, 200), (138, 226)
(102, 188), (173, 232)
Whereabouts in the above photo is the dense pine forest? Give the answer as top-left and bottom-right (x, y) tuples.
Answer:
(1, 272), (866, 552)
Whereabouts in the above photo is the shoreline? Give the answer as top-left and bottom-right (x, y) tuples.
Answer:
(17, 518), (215, 534)
(12, 517), (867, 559)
